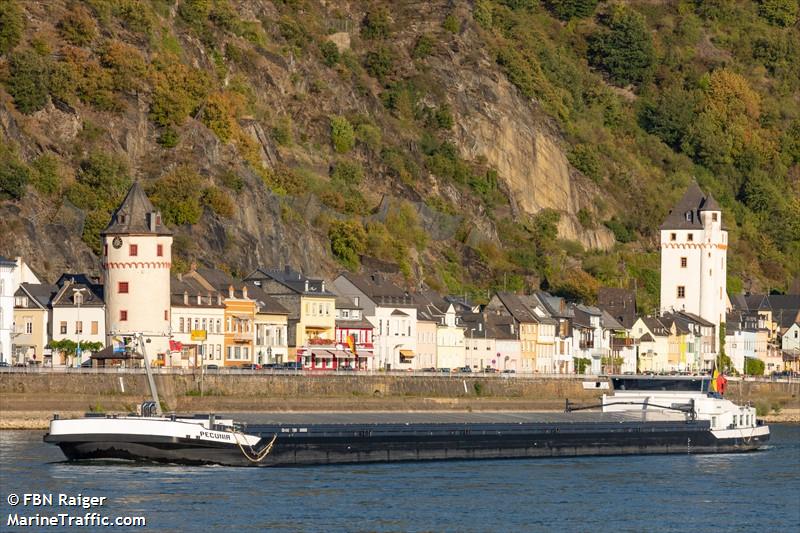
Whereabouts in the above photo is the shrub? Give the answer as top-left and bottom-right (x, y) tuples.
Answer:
(320, 40), (340, 67)
(68, 152), (131, 211)
(271, 117), (293, 146)
(331, 160), (364, 186)
(568, 144), (602, 182)
(364, 46), (394, 81)
(473, 0), (493, 28)
(220, 170), (244, 191)
(330, 115), (355, 154)
(148, 55), (209, 129)
(544, 0), (598, 21)
(202, 187), (235, 218)
(329, 219), (367, 270)
(157, 127), (179, 148)
(202, 91), (245, 143)
(355, 123), (382, 151)
(178, 0), (212, 28)
(576, 208), (594, 229)
(744, 357), (765, 376)
(758, 0), (798, 26)
(5, 50), (50, 114)
(148, 165), (204, 225)
(100, 40), (148, 92)
(0, 0), (25, 55)
(638, 84), (698, 150)
(0, 156), (30, 200)
(31, 155), (61, 196)
(604, 217), (635, 243)
(588, 5), (656, 86)
(412, 35), (433, 59)
(442, 14), (460, 33)
(361, 9), (390, 40)
(58, 6), (98, 46)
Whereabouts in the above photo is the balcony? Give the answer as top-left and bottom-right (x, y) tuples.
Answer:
(579, 340), (594, 349)
(611, 337), (635, 349)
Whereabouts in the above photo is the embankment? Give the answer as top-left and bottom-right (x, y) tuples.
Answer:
(1, 374), (797, 429)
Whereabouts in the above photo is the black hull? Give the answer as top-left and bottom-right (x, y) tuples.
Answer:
(45, 420), (769, 467)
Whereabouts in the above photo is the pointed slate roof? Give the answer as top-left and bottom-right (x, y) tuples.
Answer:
(102, 182), (172, 236)
(659, 181), (718, 230)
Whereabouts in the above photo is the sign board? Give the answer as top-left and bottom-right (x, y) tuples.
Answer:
(191, 329), (207, 341)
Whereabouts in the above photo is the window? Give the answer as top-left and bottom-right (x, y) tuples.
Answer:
(25, 320), (33, 334)
(60, 321), (67, 334)
(712, 213), (718, 222)
(353, 297), (359, 306)
(202, 318), (207, 332)
(179, 318), (184, 333)
(118, 282), (129, 294)
(687, 233), (694, 242)
(677, 286), (685, 299)
(670, 233), (676, 241)
(120, 310), (128, 321)
(75, 321), (83, 334)
(129, 244), (138, 256)
(164, 310), (168, 320)
(157, 244), (163, 257)
(104, 244), (108, 257)
(91, 321), (98, 335)
(680, 257), (687, 268)
(216, 319), (221, 333)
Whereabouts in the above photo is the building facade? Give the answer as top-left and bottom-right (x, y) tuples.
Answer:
(170, 276), (225, 368)
(660, 182), (727, 336)
(102, 183), (172, 361)
(0, 256), (16, 364)
(12, 283), (56, 365)
(50, 275), (106, 366)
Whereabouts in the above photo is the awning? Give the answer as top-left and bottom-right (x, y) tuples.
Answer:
(399, 349), (415, 358)
(328, 350), (355, 358)
(91, 345), (143, 360)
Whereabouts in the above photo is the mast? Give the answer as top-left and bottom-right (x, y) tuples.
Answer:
(138, 333), (163, 416)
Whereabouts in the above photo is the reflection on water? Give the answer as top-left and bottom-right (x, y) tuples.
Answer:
(0, 427), (798, 532)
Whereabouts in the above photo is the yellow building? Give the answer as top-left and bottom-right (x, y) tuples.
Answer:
(244, 267), (336, 361)
(12, 283), (56, 365)
(222, 285), (256, 367)
(487, 293), (539, 373)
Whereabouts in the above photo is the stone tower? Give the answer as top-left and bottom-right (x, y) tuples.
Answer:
(659, 181), (727, 334)
(101, 183), (172, 361)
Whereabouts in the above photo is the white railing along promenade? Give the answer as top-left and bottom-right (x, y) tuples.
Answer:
(0, 366), (797, 383)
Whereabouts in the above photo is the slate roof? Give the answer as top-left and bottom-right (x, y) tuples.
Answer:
(51, 276), (104, 307)
(640, 317), (669, 337)
(0, 255), (16, 267)
(15, 283), (58, 309)
(660, 181), (720, 230)
(245, 283), (290, 315)
(171, 276), (223, 308)
(248, 267), (335, 297)
(339, 272), (413, 305)
(491, 292), (538, 323)
(597, 287), (637, 329)
(102, 182), (172, 236)
(600, 310), (625, 331)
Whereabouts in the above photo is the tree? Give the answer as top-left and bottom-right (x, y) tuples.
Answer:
(330, 116), (355, 154)
(361, 9), (390, 40)
(148, 165), (204, 225)
(329, 219), (367, 270)
(5, 50), (50, 114)
(363, 46), (394, 81)
(744, 357), (765, 376)
(638, 84), (699, 150)
(0, 0), (25, 55)
(544, 0), (599, 21)
(48, 339), (78, 367)
(758, 0), (799, 27)
(588, 6), (656, 86)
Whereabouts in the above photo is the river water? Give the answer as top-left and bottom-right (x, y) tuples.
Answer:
(1, 425), (798, 532)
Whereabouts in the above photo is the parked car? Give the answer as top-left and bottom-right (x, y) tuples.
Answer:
(262, 363), (279, 370)
(484, 366), (499, 373)
(241, 363), (261, 370)
(421, 367), (437, 372)
(282, 362), (302, 370)
(337, 365), (356, 371)
(438, 368), (451, 373)
(0, 361), (9, 367)
(204, 364), (219, 370)
(458, 366), (472, 373)
(501, 369), (516, 374)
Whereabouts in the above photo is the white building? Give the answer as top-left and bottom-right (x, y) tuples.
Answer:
(170, 275), (225, 368)
(50, 275), (106, 366)
(0, 256), (17, 364)
(783, 322), (800, 352)
(660, 181), (727, 339)
(102, 182), (173, 362)
(333, 273), (417, 370)
(632, 317), (671, 373)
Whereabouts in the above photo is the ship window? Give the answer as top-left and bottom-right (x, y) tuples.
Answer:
(711, 416), (717, 428)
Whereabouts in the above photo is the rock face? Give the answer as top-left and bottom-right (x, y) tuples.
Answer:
(432, 34), (615, 250)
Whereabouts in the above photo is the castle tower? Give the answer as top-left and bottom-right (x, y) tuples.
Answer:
(659, 181), (727, 335)
(101, 183), (172, 361)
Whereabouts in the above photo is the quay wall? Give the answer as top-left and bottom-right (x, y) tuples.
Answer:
(1, 374), (798, 418)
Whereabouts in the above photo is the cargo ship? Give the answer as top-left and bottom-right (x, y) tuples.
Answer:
(44, 375), (769, 467)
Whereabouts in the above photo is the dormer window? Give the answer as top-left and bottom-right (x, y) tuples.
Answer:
(712, 213), (718, 222)
(74, 293), (83, 305)
(685, 211), (692, 222)
(118, 215), (126, 223)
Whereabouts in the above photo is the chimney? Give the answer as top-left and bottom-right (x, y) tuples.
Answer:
(478, 322), (483, 332)
(197, 294), (201, 305)
(228, 285), (234, 298)
(183, 291), (188, 305)
(148, 212), (156, 232)
(217, 294), (222, 305)
(284, 265), (291, 275)
(242, 285), (248, 299)
(321, 281), (325, 292)
(304, 280), (309, 292)
(177, 272), (182, 281)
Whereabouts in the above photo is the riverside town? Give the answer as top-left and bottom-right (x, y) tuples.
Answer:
(1, 181), (798, 377)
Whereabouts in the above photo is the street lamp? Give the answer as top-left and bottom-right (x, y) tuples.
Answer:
(72, 286), (88, 368)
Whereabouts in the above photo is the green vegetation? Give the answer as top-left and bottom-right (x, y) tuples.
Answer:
(329, 219), (366, 270)
(330, 116), (355, 154)
(148, 166), (204, 226)
(0, 1), (25, 54)
(588, 5), (656, 86)
(5, 50), (50, 114)
(544, 0), (598, 21)
(745, 357), (766, 376)
(58, 5), (97, 46)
